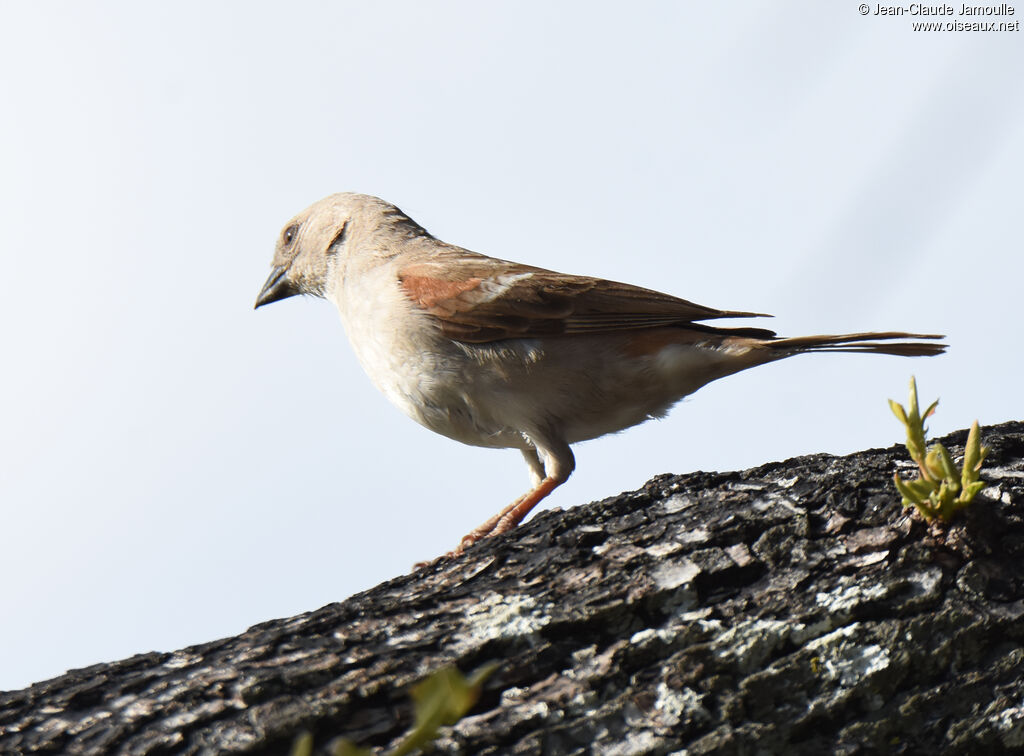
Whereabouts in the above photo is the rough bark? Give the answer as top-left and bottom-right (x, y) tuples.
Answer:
(3, 422), (1023, 756)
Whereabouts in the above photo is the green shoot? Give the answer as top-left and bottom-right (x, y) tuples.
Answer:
(889, 377), (989, 522)
(288, 663), (497, 756)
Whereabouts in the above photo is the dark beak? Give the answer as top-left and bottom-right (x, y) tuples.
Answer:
(255, 265), (299, 309)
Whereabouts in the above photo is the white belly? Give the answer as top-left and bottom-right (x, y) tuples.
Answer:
(330, 266), (759, 451)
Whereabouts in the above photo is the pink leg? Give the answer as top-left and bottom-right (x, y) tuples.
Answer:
(458, 475), (564, 552)
(455, 440), (574, 555)
(414, 440), (574, 568)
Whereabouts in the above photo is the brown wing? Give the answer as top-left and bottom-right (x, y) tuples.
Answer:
(398, 249), (773, 344)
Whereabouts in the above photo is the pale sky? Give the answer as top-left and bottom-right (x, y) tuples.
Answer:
(1, 2), (1021, 691)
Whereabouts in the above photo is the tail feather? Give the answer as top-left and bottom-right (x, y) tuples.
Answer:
(764, 332), (947, 358)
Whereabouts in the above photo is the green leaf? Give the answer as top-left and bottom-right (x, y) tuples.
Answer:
(907, 377), (920, 419)
(912, 479), (938, 498)
(933, 444), (960, 490)
(465, 663), (500, 688)
(331, 741), (373, 756)
(962, 421), (984, 479)
(894, 474), (931, 511)
(390, 664), (497, 756)
(292, 733), (314, 756)
(889, 399), (908, 425)
(933, 483), (954, 518)
(961, 481), (987, 501)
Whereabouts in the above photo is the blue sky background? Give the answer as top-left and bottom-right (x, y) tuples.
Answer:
(1, 2), (1021, 690)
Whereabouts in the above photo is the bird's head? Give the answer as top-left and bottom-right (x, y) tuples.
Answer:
(254, 192), (427, 309)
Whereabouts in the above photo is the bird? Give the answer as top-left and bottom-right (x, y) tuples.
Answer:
(255, 193), (946, 558)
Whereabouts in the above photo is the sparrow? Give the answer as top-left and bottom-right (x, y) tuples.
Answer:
(255, 193), (946, 557)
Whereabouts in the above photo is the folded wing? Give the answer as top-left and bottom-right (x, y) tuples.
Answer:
(398, 250), (773, 344)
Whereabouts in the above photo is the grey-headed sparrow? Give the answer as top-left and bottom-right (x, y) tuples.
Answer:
(256, 193), (945, 557)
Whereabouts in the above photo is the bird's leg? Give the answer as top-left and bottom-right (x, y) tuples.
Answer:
(488, 477), (562, 536)
(456, 449), (543, 545)
(456, 441), (575, 553)
(522, 445), (547, 488)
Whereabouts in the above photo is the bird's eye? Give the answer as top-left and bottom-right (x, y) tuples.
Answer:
(283, 224), (298, 246)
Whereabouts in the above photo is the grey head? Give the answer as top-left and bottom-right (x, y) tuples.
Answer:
(254, 192), (428, 309)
